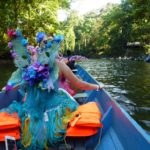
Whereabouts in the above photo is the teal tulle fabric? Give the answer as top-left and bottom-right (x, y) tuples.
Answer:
(1, 29), (79, 149)
(3, 85), (78, 149)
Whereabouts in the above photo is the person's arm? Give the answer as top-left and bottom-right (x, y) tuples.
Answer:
(56, 60), (103, 91)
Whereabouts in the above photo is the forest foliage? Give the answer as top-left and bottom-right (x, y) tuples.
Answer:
(0, 0), (149, 58)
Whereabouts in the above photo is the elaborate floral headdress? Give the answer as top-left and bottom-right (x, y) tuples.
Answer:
(7, 28), (64, 90)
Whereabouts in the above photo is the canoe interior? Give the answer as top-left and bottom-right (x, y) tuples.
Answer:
(0, 65), (150, 150)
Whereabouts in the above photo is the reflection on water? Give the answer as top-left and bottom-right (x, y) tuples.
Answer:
(0, 59), (150, 132)
(79, 59), (150, 132)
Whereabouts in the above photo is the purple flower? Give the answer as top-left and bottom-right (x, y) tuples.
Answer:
(33, 62), (41, 70)
(28, 66), (36, 78)
(23, 62), (50, 86)
(41, 68), (49, 78)
(10, 50), (17, 58)
(27, 45), (34, 51)
(8, 42), (13, 49)
(38, 66), (45, 72)
(5, 85), (13, 91)
(27, 45), (37, 55)
(23, 73), (30, 81)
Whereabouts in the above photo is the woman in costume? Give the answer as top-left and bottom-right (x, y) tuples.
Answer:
(1, 29), (102, 149)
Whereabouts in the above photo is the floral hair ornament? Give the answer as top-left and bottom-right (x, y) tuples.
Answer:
(22, 62), (50, 87)
(7, 28), (64, 91)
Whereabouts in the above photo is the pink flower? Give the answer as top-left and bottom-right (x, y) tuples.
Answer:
(7, 29), (16, 38)
(27, 45), (37, 55)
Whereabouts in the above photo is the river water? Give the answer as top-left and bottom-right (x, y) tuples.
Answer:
(79, 59), (150, 132)
(0, 59), (150, 132)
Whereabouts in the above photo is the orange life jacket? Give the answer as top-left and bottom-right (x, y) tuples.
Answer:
(67, 102), (103, 137)
(0, 128), (20, 141)
(0, 112), (21, 141)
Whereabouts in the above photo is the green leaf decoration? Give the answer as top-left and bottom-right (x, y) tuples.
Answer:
(45, 52), (50, 57)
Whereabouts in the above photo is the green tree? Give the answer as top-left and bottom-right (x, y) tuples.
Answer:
(0, 0), (71, 56)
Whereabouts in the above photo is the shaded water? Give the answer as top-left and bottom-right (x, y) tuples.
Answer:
(0, 59), (150, 132)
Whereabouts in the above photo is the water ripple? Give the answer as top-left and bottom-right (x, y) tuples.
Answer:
(79, 59), (150, 131)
